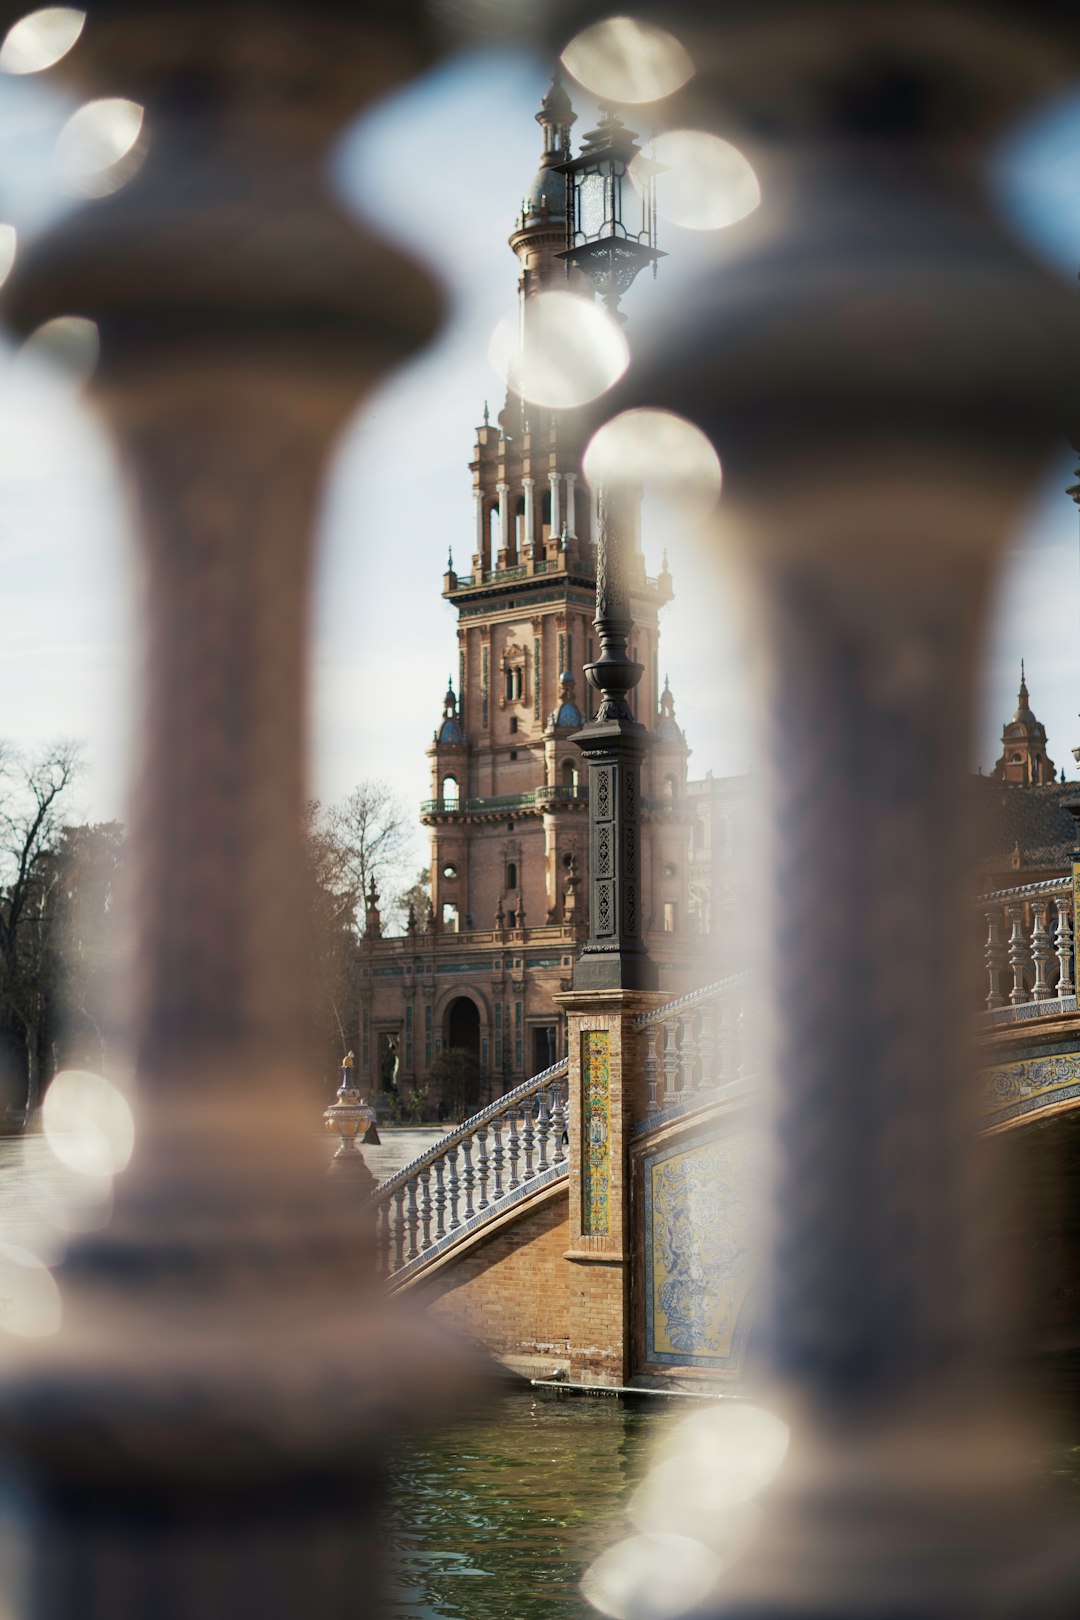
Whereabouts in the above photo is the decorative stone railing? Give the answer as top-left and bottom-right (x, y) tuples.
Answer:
(978, 877), (1076, 1025)
(420, 784), (588, 816)
(634, 973), (753, 1132)
(372, 1059), (569, 1282)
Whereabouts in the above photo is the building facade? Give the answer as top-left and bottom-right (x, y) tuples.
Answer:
(358, 80), (709, 1113)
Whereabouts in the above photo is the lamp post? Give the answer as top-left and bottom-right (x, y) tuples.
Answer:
(556, 107), (663, 321)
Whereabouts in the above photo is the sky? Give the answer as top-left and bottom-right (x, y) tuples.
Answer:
(0, 44), (1079, 865)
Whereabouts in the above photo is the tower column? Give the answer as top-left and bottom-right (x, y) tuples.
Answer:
(549, 470), (561, 539)
(522, 475), (536, 560)
(497, 480), (510, 566)
(473, 487), (485, 571)
(565, 473), (577, 538)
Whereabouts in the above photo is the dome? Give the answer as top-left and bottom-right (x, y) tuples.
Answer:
(521, 165), (567, 225)
(555, 701), (582, 728)
(438, 716), (464, 744)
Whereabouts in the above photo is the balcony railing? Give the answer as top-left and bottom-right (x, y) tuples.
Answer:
(421, 785), (588, 815)
(978, 877), (1076, 1025)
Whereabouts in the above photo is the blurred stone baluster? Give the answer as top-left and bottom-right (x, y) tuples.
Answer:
(592, 3), (1080, 1612)
(0, 5), (473, 1617)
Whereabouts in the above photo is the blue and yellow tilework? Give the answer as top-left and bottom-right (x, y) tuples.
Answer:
(643, 1132), (757, 1369)
(582, 1031), (612, 1235)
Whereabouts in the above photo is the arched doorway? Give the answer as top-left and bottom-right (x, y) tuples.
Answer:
(436, 996), (482, 1120)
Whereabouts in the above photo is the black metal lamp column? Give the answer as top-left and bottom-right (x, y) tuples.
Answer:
(572, 483), (657, 992)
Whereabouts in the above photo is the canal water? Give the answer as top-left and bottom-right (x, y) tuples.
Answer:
(384, 1391), (676, 1620)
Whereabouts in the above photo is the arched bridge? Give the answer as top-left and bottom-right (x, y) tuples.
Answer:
(370, 873), (1080, 1386)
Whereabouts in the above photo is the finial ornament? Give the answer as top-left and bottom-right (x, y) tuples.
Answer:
(483, 400), (489, 426)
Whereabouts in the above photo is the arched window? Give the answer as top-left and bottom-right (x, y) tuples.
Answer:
(488, 504), (499, 555)
(504, 667), (514, 702)
(513, 668), (523, 701)
(514, 493), (526, 550)
(442, 775), (459, 807)
(562, 758), (579, 789)
(1011, 753), (1022, 763)
(663, 774), (677, 801)
(507, 861), (518, 890)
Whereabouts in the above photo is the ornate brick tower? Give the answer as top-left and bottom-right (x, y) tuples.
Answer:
(993, 661), (1057, 784)
(359, 76), (696, 1112)
(425, 73), (687, 943)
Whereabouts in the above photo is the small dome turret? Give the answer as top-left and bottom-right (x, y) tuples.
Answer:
(550, 671), (582, 730)
(437, 677), (464, 745)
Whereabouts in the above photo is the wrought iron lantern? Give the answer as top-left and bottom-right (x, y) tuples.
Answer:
(556, 107), (663, 318)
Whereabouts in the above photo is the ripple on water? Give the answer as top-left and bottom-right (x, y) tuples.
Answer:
(384, 1392), (678, 1620)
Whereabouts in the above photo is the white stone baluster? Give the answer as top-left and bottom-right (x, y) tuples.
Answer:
(507, 1107), (522, 1190)
(984, 907), (1007, 1010)
(662, 1020), (680, 1103)
(536, 1089), (552, 1172)
(461, 1135), (476, 1221)
(553, 1086), (568, 1165)
(1006, 902), (1031, 1007)
(697, 1006), (715, 1092)
(406, 1178), (420, 1260)
(490, 1116), (506, 1199)
(392, 1186), (406, 1270)
(644, 1025), (662, 1117)
(476, 1126), (490, 1210)
(522, 1100), (536, 1180)
(433, 1153), (447, 1241)
(1031, 902), (1053, 1002)
(680, 1011), (697, 1094)
(375, 1200), (391, 1278)
(1055, 895), (1075, 998)
(419, 1166), (432, 1252)
(718, 999), (735, 1083)
(447, 1144), (461, 1229)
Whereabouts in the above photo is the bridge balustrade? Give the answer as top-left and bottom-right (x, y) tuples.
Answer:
(372, 974), (753, 1281)
(373, 1061), (570, 1281)
(978, 877), (1076, 1024)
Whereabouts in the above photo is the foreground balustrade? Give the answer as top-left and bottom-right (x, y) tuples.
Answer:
(979, 877), (1076, 1022)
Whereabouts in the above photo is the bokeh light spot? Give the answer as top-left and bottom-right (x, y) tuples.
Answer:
(490, 290), (629, 409)
(56, 97), (146, 198)
(561, 17), (693, 105)
(656, 1403), (791, 1503)
(584, 409), (721, 512)
(0, 1244), (61, 1338)
(634, 131), (760, 232)
(20, 315), (100, 383)
(581, 1532), (724, 1620)
(0, 224), (16, 290)
(43, 1068), (134, 1179)
(0, 7), (84, 75)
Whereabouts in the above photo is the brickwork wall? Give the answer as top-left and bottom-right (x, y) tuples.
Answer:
(415, 1189), (571, 1367)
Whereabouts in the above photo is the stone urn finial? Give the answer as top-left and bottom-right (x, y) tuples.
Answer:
(324, 1052), (375, 1187)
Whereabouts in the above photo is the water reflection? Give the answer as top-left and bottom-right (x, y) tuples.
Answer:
(385, 1392), (679, 1620)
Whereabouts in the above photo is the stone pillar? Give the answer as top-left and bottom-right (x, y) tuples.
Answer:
(473, 485), (485, 571)
(548, 468), (560, 538)
(522, 474), (536, 560)
(565, 472), (577, 538)
(0, 7), (470, 1616)
(598, 4), (1080, 1608)
(573, 486), (656, 994)
(556, 990), (664, 1385)
(497, 479), (510, 565)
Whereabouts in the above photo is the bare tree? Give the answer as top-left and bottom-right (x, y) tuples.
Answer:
(0, 741), (83, 1111)
(326, 781), (416, 932)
